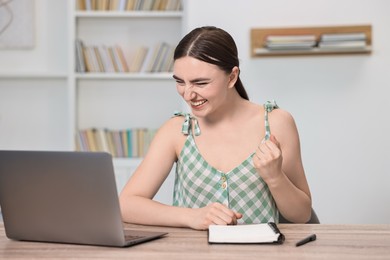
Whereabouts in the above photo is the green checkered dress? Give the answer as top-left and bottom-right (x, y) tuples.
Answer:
(173, 101), (279, 224)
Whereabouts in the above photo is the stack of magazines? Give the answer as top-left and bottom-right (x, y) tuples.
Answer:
(318, 32), (367, 50)
(264, 34), (316, 51)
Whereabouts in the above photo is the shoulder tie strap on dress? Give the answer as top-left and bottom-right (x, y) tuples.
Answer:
(173, 111), (201, 136)
(263, 100), (279, 141)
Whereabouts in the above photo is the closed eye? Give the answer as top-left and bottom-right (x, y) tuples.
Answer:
(195, 82), (208, 86)
(175, 80), (185, 86)
(172, 75), (210, 87)
(173, 75), (185, 86)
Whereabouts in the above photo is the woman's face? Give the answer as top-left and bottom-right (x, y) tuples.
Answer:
(173, 56), (235, 118)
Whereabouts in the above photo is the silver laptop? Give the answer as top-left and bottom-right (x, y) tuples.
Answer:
(0, 150), (167, 247)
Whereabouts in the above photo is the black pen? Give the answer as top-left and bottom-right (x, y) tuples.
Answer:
(296, 234), (316, 247)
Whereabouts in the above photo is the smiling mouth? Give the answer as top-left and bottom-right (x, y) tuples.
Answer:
(190, 100), (207, 107)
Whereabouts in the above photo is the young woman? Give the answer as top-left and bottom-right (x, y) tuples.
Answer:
(119, 26), (312, 230)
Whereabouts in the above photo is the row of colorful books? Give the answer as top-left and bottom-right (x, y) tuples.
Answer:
(76, 128), (157, 158)
(76, 0), (182, 11)
(264, 32), (367, 51)
(75, 39), (175, 73)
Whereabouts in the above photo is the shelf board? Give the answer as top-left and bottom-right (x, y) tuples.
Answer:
(253, 46), (372, 56)
(75, 11), (183, 18)
(251, 25), (372, 57)
(75, 72), (174, 80)
(0, 72), (67, 79)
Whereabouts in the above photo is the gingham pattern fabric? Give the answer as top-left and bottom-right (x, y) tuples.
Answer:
(173, 111), (201, 136)
(264, 100), (279, 141)
(173, 102), (279, 224)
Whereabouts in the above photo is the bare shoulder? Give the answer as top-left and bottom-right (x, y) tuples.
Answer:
(268, 108), (296, 126)
(152, 115), (187, 154)
(161, 115), (185, 130)
(267, 108), (299, 142)
(155, 115), (185, 140)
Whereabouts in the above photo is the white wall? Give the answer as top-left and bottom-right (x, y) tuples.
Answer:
(185, 0), (390, 224)
(0, 0), (68, 73)
(1, 0), (389, 224)
(0, 0), (69, 150)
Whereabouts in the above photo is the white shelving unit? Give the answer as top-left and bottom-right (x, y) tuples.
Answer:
(68, 0), (184, 141)
(67, 1), (185, 201)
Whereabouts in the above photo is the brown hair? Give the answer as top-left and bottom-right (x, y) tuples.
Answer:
(173, 26), (249, 100)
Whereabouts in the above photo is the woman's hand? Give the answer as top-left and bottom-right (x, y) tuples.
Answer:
(253, 135), (284, 185)
(188, 202), (242, 230)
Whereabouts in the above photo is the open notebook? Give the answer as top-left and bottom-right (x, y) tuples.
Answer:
(208, 222), (285, 244)
(0, 150), (167, 247)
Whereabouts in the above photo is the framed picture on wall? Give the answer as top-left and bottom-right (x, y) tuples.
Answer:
(0, 0), (35, 49)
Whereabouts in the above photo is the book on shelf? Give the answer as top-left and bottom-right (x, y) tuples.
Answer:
(99, 45), (116, 72)
(82, 45), (103, 72)
(141, 0), (155, 10)
(265, 34), (316, 43)
(129, 46), (149, 72)
(137, 128), (145, 157)
(93, 46), (105, 72)
(154, 42), (170, 72)
(151, 0), (162, 10)
(317, 32), (368, 51)
(75, 39), (86, 73)
(96, 128), (110, 153)
(76, 128), (157, 158)
(114, 45), (130, 72)
(131, 128), (138, 157)
(121, 130), (129, 157)
(142, 42), (174, 73)
(92, 46), (103, 72)
(320, 32), (366, 42)
(93, 46), (104, 72)
(106, 46), (119, 72)
(106, 129), (117, 157)
(84, 128), (99, 151)
(109, 46), (121, 72)
(144, 42), (164, 72)
(108, 0), (119, 10)
(82, 46), (92, 72)
(82, 0), (91, 10)
(163, 46), (175, 72)
(264, 34), (316, 51)
(318, 40), (367, 50)
(75, 131), (88, 152)
(76, 0), (86, 10)
(125, 0), (136, 10)
(97, 0), (110, 10)
(118, 0), (127, 10)
(112, 130), (125, 157)
(208, 222), (285, 244)
(265, 41), (316, 50)
(164, 0), (182, 11)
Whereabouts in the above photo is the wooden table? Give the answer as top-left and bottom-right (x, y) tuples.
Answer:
(1, 223), (390, 259)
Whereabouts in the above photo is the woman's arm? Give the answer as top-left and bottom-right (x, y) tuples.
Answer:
(253, 109), (312, 223)
(119, 117), (189, 227)
(119, 117), (242, 229)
